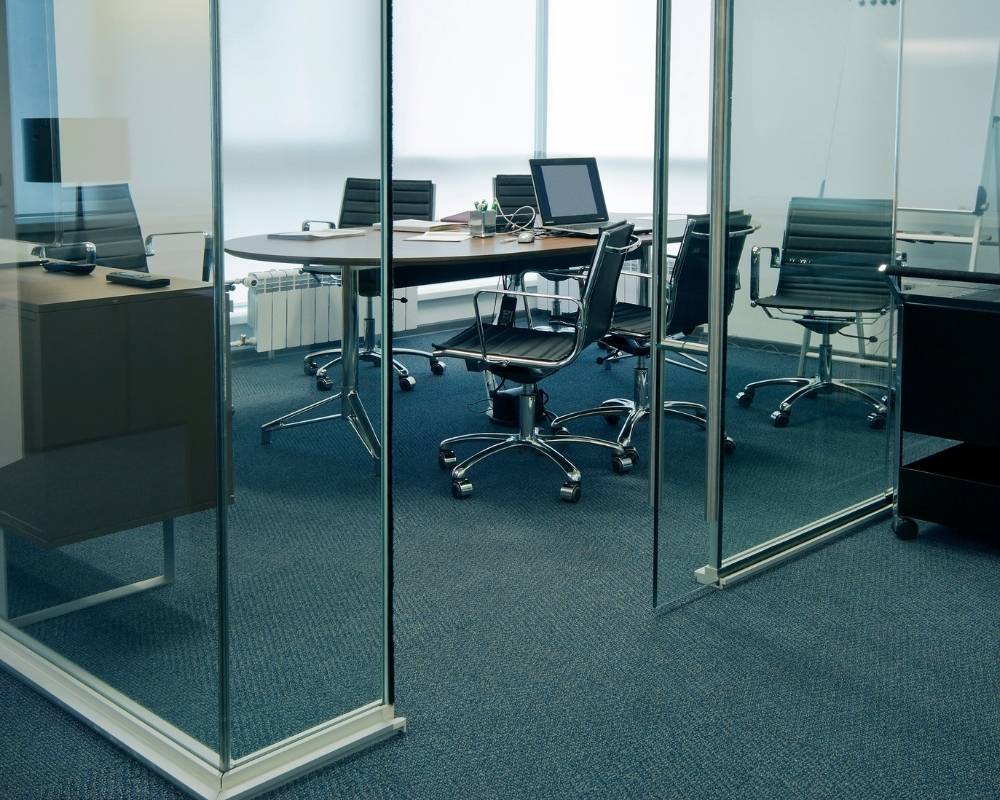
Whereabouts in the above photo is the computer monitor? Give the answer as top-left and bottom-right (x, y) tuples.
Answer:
(529, 157), (610, 226)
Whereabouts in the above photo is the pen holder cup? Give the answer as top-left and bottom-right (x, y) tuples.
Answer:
(469, 210), (497, 238)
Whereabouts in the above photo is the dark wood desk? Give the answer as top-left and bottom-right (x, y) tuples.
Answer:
(0, 265), (219, 549)
(225, 222), (685, 457)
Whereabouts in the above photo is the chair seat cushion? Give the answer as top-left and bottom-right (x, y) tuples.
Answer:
(434, 324), (575, 364)
(609, 302), (651, 336)
(756, 289), (887, 314)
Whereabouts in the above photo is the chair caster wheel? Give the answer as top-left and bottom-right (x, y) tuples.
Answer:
(612, 454), (634, 474)
(893, 516), (918, 540)
(623, 447), (639, 465)
(603, 414), (621, 427)
(304, 359), (318, 376)
(723, 436), (736, 455)
(736, 390), (754, 407)
(316, 375), (334, 391)
(430, 359), (446, 376)
(438, 449), (457, 470)
(596, 356), (606, 365)
(451, 479), (473, 499)
(550, 425), (570, 436)
(399, 375), (416, 391)
(770, 410), (790, 428)
(867, 412), (886, 430)
(559, 482), (581, 503)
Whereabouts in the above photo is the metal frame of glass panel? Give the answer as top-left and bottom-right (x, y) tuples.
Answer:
(0, 1), (403, 797)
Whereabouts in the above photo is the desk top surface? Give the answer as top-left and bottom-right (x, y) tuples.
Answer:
(0, 264), (211, 311)
(224, 218), (686, 268)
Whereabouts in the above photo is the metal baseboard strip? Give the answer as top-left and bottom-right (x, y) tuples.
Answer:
(716, 496), (892, 588)
(0, 627), (405, 800)
(0, 628), (223, 799)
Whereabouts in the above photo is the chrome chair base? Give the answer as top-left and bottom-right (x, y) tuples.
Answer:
(303, 295), (446, 392)
(552, 355), (735, 455)
(736, 335), (888, 428)
(438, 385), (632, 502)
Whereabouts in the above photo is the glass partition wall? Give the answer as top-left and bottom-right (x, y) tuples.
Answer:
(0, 1), (400, 797)
(654, 0), (902, 604)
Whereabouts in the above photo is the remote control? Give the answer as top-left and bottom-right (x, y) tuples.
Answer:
(106, 271), (171, 288)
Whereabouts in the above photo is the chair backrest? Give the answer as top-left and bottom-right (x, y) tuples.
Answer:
(338, 177), (435, 228)
(776, 196), (893, 302)
(16, 183), (149, 271)
(492, 174), (537, 231)
(665, 211), (753, 336)
(578, 221), (635, 348)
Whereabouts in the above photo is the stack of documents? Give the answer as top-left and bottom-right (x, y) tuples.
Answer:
(373, 219), (461, 233)
(268, 228), (367, 241)
(406, 231), (471, 242)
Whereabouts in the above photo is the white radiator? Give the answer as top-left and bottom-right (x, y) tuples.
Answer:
(244, 269), (342, 354)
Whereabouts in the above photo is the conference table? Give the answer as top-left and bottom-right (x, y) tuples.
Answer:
(225, 219), (687, 460)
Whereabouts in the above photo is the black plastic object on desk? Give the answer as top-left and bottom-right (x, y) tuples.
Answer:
(106, 271), (170, 288)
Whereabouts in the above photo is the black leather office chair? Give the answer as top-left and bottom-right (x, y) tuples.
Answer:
(493, 173), (580, 330)
(736, 197), (892, 428)
(302, 177), (445, 392)
(18, 183), (213, 279)
(551, 213), (754, 457)
(434, 222), (637, 502)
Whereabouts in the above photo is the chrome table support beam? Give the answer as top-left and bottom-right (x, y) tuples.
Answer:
(259, 265), (382, 461)
(0, 520), (176, 629)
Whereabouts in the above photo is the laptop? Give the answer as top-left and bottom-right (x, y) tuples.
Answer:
(528, 157), (651, 237)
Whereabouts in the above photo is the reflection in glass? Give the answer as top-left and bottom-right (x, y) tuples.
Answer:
(1, 0), (221, 754)
(720, 0), (899, 560)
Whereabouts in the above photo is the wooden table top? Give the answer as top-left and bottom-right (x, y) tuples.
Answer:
(0, 264), (211, 312)
(224, 217), (688, 269)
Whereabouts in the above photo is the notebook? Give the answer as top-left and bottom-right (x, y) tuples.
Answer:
(373, 219), (460, 233)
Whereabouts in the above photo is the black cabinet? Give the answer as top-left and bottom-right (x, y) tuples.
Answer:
(894, 283), (1000, 538)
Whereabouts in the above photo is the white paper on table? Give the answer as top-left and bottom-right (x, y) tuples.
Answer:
(405, 232), (472, 242)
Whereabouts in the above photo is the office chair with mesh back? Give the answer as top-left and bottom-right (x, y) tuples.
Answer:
(19, 183), (213, 280)
(493, 173), (581, 331)
(301, 177), (445, 392)
(434, 222), (637, 503)
(551, 213), (754, 458)
(735, 197), (892, 428)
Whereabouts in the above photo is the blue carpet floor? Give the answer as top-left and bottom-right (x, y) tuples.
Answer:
(1, 330), (996, 799)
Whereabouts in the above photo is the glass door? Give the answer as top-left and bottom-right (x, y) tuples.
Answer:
(654, 0), (902, 605)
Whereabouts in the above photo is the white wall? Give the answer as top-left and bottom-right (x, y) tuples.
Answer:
(51, 0), (214, 280)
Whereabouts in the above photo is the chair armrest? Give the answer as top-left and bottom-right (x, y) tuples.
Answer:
(471, 287), (583, 364)
(749, 245), (779, 305)
(144, 231), (214, 282)
(301, 219), (337, 231)
(32, 241), (97, 265)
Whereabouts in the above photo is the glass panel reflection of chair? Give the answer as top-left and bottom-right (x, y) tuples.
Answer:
(735, 197), (893, 428)
(551, 213), (754, 458)
(17, 182), (214, 279)
(302, 177), (445, 392)
(434, 222), (636, 503)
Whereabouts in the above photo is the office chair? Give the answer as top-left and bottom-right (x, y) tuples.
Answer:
(301, 177), (445, 392)
(493, 173), (580, 331)
(19, 183), (213, 280)
(551, 213), (754, 457)
(735, 197), (892, 428)
(434, 222), (637, 502)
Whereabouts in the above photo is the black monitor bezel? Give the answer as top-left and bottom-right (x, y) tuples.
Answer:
(529, 157), (610, 225)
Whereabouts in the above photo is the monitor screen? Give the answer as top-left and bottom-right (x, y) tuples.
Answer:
(529, 157), (609, 224)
